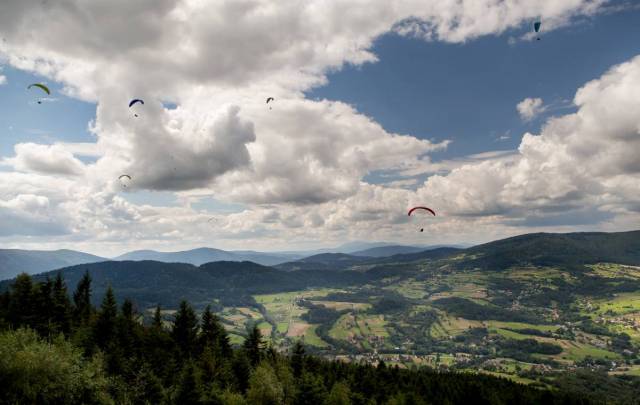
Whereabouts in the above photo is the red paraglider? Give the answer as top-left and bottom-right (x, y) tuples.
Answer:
(408, 206), (436, 232)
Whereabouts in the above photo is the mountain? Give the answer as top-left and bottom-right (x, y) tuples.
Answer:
(0, 259), (373, 309)
(0, 249), (107, 280)
(115, 247), (301, 266)
(3, 230), (640, 393)
(456, 230), (640, 270)
(275, 253), (373, 271)
(351, 245), (430, 257)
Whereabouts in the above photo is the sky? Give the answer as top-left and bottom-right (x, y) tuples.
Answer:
(0, 0), (639, 257)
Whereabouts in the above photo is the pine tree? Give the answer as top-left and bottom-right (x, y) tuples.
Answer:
(295, 371), (327, 405)
(200, 305), (231, 359)
(246, 362), (285, 405)
(52, 273), (72, 335)
(172, 300), (199, 358)
(231, 350), (251, 394)
(291, 341), (305, 378)
(243, 325), (264, 367)
(9, 273), (35, 329)
(94, 286), (118, 349)
(152, 305), (163, 330)
(73, 271), (93, 325)
(325, 381), (352, 405)
(117, 298), (137, 354)
(174, 361), (203, 405)
(34, 277), (54, 337)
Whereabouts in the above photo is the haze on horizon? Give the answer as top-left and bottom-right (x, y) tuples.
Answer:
(0, 0), (639, 258)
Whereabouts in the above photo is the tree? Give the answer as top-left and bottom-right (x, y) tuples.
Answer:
(295, 371), (327, 405)
(243, 325), (264, 367)
(0, 328), (112, 404)
(174, 361), (203, 405)
(200, 305), (231, 358)
(246, 363), (284, 405)
(117, 299), (137, 350)
(325, 382), (352, 405)
(291, 341), (305, 378)
(152, 304), (163, 330)
(94, 286), (118, 349)
(9, 273), (35, 329)
(172, 300), (199, 358)
(52, 273), (73, 335)
(73, 271), (93, 325)
(34, 277), (54, 336)
(231, 351), (251, 394)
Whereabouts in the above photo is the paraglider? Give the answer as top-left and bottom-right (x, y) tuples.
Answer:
(408, 206), (436, 232)
(129, 99), (144, 117)
(28, 83), (50, 104)
(118, 174), (132, 188)
(534, 21), (541, 41)
(266, 97), (274, 110)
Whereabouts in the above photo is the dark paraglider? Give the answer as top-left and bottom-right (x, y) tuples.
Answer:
(129, 99), (144, 117)
(408, 206), (436, 233)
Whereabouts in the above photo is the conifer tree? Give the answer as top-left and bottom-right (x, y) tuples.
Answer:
(52, 273), (72, 335)
(200, 305), (232, 360)
(174, 361), (203, 405)
(34, 277), (54, 337)
(117, 298), (137, 354)
(243, 324), (264, 367)
(172, 300), (199, 357)
(295, 371), (327, 405)
(94, 286), (118, 349)
(325, 382), (352, 405)
(152, 304), (163, 330)
(73, 271), (93, 325)
(291, 341), (305, 378)
(9, 273), (34, 329)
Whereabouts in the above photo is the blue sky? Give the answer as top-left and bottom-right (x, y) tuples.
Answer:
(0, 1), (639, 255)
(309, 5), (640, 161)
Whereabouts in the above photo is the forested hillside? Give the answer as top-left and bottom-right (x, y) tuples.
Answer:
(0, 273), (604, 404)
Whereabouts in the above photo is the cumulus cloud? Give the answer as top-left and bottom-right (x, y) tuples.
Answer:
(517, 97), (547, 121)
(417, 55), (640, 222)
(0, 194), (69, 236)
(0, 0), (628, 252)
(5, 143), (86, 176)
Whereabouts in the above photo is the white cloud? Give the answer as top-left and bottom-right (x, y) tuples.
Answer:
(517, 97), (547, 121)
(0, 0), (630, 253)
(417, 55), (640, 222)
(5, 143), (86, 176)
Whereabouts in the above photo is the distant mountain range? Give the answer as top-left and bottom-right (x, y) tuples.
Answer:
(3, 230), (638, 310)
(115, 247), (303, 267)
(0, 249), (107, 280)
(0, 242), (437, 280)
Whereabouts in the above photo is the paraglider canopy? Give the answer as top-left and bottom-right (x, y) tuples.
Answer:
(28, 83), (50, 104)
(408, 206), (436, 233)
(28, 83), (50, 95)
(407, 206), (436, 217)
(118, 174), (132, 188)
(266, 97), (274, 104)
(129, 99), (144, 117)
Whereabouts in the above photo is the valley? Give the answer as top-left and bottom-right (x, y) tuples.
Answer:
(3, 230), (640, 389)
